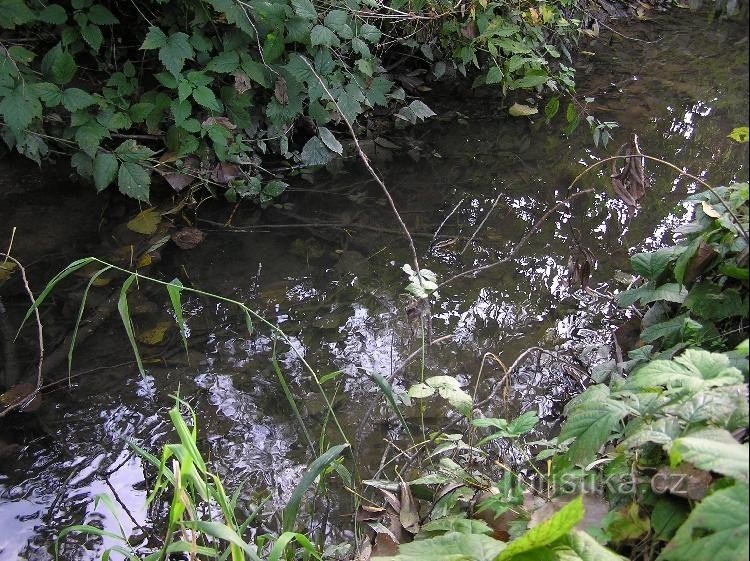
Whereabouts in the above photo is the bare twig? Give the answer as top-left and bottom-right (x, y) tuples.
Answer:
(300, 56), (423, 280)
(439, 189), (595, 287)
(0, 253), (44, 417)
(461, 194), (502, 254)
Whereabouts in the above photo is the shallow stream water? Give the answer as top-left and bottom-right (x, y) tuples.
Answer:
(0, 9), (748, 560)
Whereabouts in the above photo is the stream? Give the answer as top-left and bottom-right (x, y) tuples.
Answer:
(0, 8), (748, 560)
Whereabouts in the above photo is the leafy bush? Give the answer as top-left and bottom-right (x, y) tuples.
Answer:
(1, 0), (582, 202)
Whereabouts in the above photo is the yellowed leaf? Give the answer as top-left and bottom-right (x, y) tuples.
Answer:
(701, 200), (722, 218)
(509, 103), (538, 117)
(127, 208), (162, 235)
(0, 261), (17, 284)
(136, 320), (172, 345)
(137, 254), (153, 268)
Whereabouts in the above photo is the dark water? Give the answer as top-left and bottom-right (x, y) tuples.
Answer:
(1, 10), (748, 560)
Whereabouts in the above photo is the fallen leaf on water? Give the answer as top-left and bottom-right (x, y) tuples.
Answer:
(509, 103), (538, 117)
(136, 320), (172, 345)
(171, 228), (205, 249)
(127, 208), (161, 235)
(0, 261), (16, 284)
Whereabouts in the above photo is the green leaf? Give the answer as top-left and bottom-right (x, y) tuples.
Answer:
(378, 531), (504, 560)
(485, 66), (503, 85)
(651, 496), (690, 541)
(318, 126), (342, 155)
(87, 4), (118, 25)
(631, 249), (676, 280)
(192, 85), (220, 110)
(93, 152), (118, 192)
(300, 136), (333, 166)
(206, 50), (239, 73)
(727, 126), (749, 143)
(159, 32), (194, 77)
(670, 428), (749, 482)
(324, 10), (352, 38)
(658, 483), (749, 561)
(497, 496), (584, 560)
(118, 162), (151, 201)
(41, 44), (76, 84)
(282, 444), (349, 532)
(291, 0), (317, 19)
(408, 382), (435, 398)
(565, 530), (628, 560)
(421, 515), (493, 536)
(640, 314), (689, 344)
(61, 88), (95, 112)
(80, 23), (104, 51)
(183, 521), (260, 561)
(0, 84), (41, 132)
(560, 387), (629, 464)
(140, 26), (167, 49)
(0, 0), (35, 29)
(369, 371), (413, 443)
(262, 179), (287, 198)
(117, 274), (145, 378)
(510, 73), (549, 90)
(262, 31), (285, 63)
(366, 77), (393, 106)
(114, 138), (155, 162)
(37, 4), (67, 24)
(685, 283), (746, 321)
(74, 120), (108, 157)
(359, 23), (381, 43)
(545, 97), (560, 119)
(624, 349), (743, 392)
(310, 24), (339, 47)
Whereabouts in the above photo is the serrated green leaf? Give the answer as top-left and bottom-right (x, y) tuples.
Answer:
(140, 26), (167, 50)
(670, 428), (749, 482)
(379, 531), (504, 560)
(37, 4), (67, 24)
(624, 349), (743, 392)
(158, 32), (194, 76)
(0, 0), (35, 29)
(300, 135), (332, 166)
(87, 4), (118, 25)
(74, 120), (108, 157)
(631, 249), (676, 280)
(545, 97), (560, 119)
(0, 84), (41, 132)
(498, 496), (584, 559)
(310, 24), (339, 47)
(118, 161), (150, 201)
(290, 0), (317, 19)
(318, 126), (342, 154)
(192, 85), (220, 110)
(658, 483), (748, 561)
(80, 22), (103, 51)
(41, 44), (76, 84)
(262, 31), (285, 63)
(61, 87), (95, 112)
(93, 152), (118, 192)
(359, 23), (381, 43)
(510, 73), (549, 89)
(206, 50), (239, 73)
(263, 179), (287, 197)
(485, 66), (503, 84)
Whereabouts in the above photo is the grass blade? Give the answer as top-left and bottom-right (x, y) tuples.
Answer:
(16, 257), (95, 339)
(370, 371), (415, 445)
(268, 532), (323, 561)
(282, 443), (349, 533)
(183, 520), (261, 561)
(117, 274), (145, 378)
(272, 354), (316, 454)
(166, 278), (189, 358)
(68, 265), (112, 376)
(55, 525), (126, 560)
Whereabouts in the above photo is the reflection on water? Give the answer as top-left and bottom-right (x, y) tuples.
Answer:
(1, 9), (748, 560)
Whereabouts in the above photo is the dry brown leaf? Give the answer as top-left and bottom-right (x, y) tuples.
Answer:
(399, 481), (420, 534)
(233, 72), (252, 93)
(209, 163), (241, 184)
(202, 116), (237, 130)
(652, 465), (712, 500)
(0, 261), (16, 284)
(171, 228), (205, 250)
(274, 78), (288, 105)
(683, 241), (717, 284)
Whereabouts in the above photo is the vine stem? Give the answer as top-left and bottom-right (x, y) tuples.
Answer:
(300, 56), (423, 283)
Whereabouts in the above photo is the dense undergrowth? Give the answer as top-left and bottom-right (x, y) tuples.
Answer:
(0, 0), (588, 202)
